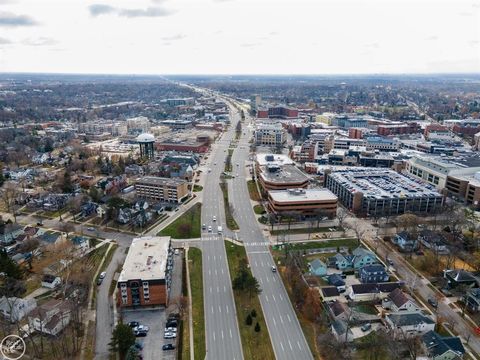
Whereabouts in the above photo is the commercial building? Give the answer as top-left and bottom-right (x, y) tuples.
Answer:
(161, 120), (193, 129)
(406, 154), (480, 190)
(444, 119), (480, 137)
(135, 176), (189, 203)
(156, 140), (209, 153)
(332, 115), (368, 129)
(267, 188), (338, 218)
(325, 168), (444, 216)
(445, 171), (480, 209)
(256, 105), (298, 119)
(164, 98), (195, 106)
(377, 123), (420, 136)
(255, 122), (287, 146)
(127, 117), (151, 135)
(117, 236), (172, 307)
(258, 164), (310, 192)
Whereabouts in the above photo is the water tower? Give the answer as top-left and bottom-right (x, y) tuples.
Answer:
(137, 133), (155, 159)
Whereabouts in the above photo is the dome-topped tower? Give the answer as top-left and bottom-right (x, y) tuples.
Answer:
(137, 133), (155, 159)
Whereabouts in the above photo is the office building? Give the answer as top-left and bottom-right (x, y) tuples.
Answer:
(135, 176), (189, 203)
(117, 236), (172, 307)
(258, 164), (309, 192)
(267, 188), (338, 218)
(325, 168), (444, 216)
(257, 105), (299, 119)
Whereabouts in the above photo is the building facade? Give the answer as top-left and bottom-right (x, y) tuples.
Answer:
(135, 176), (189, 203)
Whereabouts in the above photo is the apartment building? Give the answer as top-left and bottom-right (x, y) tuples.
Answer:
(117, 236), (172, 307)
(135, 176), (189, 203)
(255, 122), (287, 146)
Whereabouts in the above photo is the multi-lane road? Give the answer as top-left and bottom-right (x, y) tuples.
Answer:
(200, 120), (243, 359)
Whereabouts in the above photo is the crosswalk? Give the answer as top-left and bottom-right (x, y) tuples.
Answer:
(200, 236), (271, 248)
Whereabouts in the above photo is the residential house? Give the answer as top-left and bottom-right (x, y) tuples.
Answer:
(348, 282), (402, 302)
(0, 223), (24, 245)
(319, 287), (340, 302)
(384, 288), (420, 312)
(0, 296), (37, 323)
(28, 299), (71, 336)
(328, 300), (351, 321)
(328, 253), (353, 270)
(70, 236), (90, 253)
(80, 202), (98, 217)
(359, 264), (389, 284)
(465, 288), (480, 312)
(96, 205), (106, 218)
(331, 319), (354, 342)
(394, 231), (419, 252)
(41, 274), (61, 289)
(38, 232), (63, 246)
(422, 330), (465, 360)
(418, 230), (448, 253)
(328, 274), (346, 291)
(385, 311), (435, 337)
(352, 247), (378, 269)
(444, 269), (478, 289)
(309, 259), (327, 276)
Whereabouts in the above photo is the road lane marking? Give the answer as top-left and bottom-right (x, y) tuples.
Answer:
(217, 286), (219, 293)
(211, 306), (214, 314)
(230, 328), (232, 338)
(219, 305), (222, 313)
(266, 277), (269, 283)
(221, 330), (224, 339)
(280, 342), (284, 351)
(288, 340), (293, 351)
(279, 294), (283, 301)
(272, 294), (275, 302)
(221, 268), (224, 274)
(297, 341), (301, 350)
(226, 305), (229, 313)
(213, 331), (215, 341)
(279, 315), (283, 323)
(224, 286), (226, 292)
(287, 314), (291, 322)
(209, 287), (212, 293)
(215, 269), (217, 275)
(208, 269), (211, 276)
(272, 317), (276, 326)
(265, 295), (269, 302)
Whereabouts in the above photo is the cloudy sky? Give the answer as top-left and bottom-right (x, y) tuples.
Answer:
(0, 0), (479, 74)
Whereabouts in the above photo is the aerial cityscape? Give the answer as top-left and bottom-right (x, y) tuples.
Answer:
(0, 1), (480, 360)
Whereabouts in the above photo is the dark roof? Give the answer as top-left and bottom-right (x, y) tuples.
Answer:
(42, 274), (58, 283)
(445, 269), (477, 283)
(331, 319), (350, 335)
(351, 282), (402, 294)
(387, 312), (435, 327)
(422, 330), (465, 358)
(320, 287), (339, 298)
(328, 274), (345, 286)
(388, 288), (412, 308)
(0, 223), (22, 235)
(38, 232), (61, 244)
(396, 231), (415, 241)
(310, 259), (326, 271)
(361, 264), (386, 273)
(329, 300), (348, 317)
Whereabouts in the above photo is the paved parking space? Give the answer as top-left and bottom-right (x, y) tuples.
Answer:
(120, 249), (184, 360)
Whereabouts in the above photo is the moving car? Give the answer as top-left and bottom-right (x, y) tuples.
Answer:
(428, 298), (438, 308)
(271, 266), (277, 273)
(208, 226), (212, 232)
(99, 272), (107, 279)
(217, 226), (223, 234)
(212, 216), (216, 221)
(162, 344), (175, 351)
(87, 227), (95, 231)
(202, 224), (206, 230)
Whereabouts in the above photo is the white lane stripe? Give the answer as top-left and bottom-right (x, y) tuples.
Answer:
(211, 306), (214, 314)
(272, 294), (276, 302)
(218, 305), (222, 313)
(297, 341), (301, 350)
(221, 330), (224, 339)
(287, 314), (291, 322)
(288, 340), (293, 351)
(279, 315), (283, 323)
(280, 342), (284, 351)
(209, 287), (212, 293)
(265, 295), (269, 302)
(279, 294), (283, 301)
(226, 305), (229, 314)
(213, 331), (215, 341)
(272, 317), (276, 326)
(230, 328), (233, 338)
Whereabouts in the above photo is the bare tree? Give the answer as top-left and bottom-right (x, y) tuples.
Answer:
(336, 207), (349, 234)
(0, 182), (19, 223)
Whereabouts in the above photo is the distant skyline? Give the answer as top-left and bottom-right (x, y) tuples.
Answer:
(0, 0), (479, 75)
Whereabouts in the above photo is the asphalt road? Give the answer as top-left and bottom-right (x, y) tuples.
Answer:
(227, 104), (313, 360)
(200, 122), (244, 359)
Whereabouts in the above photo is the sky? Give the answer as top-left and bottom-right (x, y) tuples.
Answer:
(0, 0), (479, 75)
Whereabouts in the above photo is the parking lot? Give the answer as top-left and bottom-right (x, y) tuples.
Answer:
(120, 249), (184, 360)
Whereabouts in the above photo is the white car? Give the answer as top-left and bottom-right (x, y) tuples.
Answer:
(212, 216), (216, 222)
(164, 327), (177, 332)
(164, 332), (177, 339)
(134, 325), (149, 332)
(208, 226), (212, 232)
(99, 271), (107, 279)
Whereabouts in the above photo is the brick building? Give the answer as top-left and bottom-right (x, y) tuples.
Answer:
(135, 176), (189, 203)
(117, 236), (172, 307)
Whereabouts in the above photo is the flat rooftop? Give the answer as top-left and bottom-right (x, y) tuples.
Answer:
(136, 176), (187, 186)
(255, 153), (294, 167)
(269, 188), (337, 203)
(260, 164), (309, 184)
(328, 168), (442, 200)
(118, 236), (171, 282)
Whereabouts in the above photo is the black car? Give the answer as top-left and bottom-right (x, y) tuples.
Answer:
(166, 320), (178, 328)
(135, 330), (147, 337)
(162, 344), (176, 351)
(128, 321), (140, 328)
(96, 278), (103, 286)
(428, 298), (438, 308)
(37, 222), (43, 226)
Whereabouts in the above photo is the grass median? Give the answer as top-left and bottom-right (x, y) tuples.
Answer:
(224, 241), (275, 360)
(247, 180), (261, 201)
(188, 247), (205, 360)
(158, 203), (201, 238)
(219, 181), (239, 230)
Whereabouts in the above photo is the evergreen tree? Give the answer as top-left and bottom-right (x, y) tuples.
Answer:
(254, 322), (261, 332)
(109, 323), (135, 358)
(0, 162), (5, 187)
(246, 314), (252, 326)
(251, 309), (257, 318)
(61, 171), (73, 193)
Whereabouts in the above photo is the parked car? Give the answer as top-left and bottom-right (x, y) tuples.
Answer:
(174, 249), (180, 255)
(99, 272), (107, 279)
(134, 325), (149, 332)
(361, 323), (372, 332)
(166, 320), (178, 328)
(428, 298), (438, 308)
(135, 330), (148, 337)
(133, 342), (143, 350)
(87, 227), (95, 231)
(37, 222), (43, 226)
(164, 327), (177, 332)
(128, 321), (140, 328)
(162, 344), (176, 351)
(164, 332), (177, 339)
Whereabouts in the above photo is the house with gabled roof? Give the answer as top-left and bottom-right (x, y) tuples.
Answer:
(385, 311), (435, 337)
(309, 258), (327, 276)
(422, 330), (465, 360)
(384, 288), (420, 312)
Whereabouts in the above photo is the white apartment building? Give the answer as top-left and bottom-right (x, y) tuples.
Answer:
(255, 122), (287, 146)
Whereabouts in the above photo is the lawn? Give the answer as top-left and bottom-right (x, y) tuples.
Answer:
(193, 185), (203, 192)
(158, 203), (202, 239)
(272, 238), (358, 252)
(224, 241), (275, 360)
(247, 180), (261, 201)
(188, 247), (205, 360)
(270, 226), (343, 235)
(253, 204), (265, 215)
(219, 182), (239, 230)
